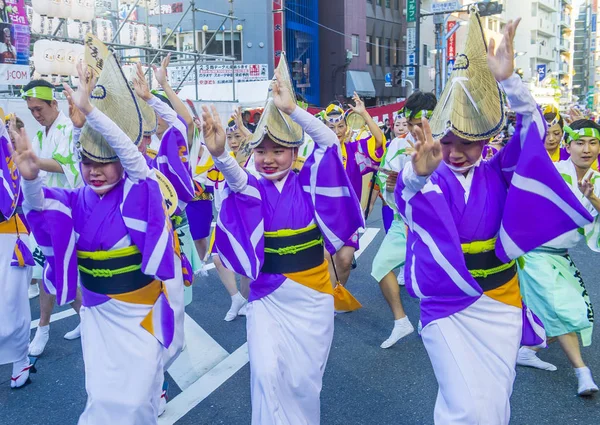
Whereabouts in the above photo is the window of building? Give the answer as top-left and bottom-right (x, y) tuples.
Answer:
(352, 34), (360, 56)
(367, 35), (372, 64)
(203, 31), (243, 61)
(384, 38), (391, 66)
(392, 39), (398, 65)
(531, 4), (537, 17)
(423, 44), (429, 66)
(224, 32), (242, 61)
(386, 0), (391, 7)
(396, 0), (401, 9)
(376, 37), (382, 65)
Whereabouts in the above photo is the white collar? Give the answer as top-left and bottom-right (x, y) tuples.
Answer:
(273, 171), (290, 193)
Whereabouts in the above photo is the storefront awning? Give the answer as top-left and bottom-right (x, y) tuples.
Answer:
(346, 71), (376, 98)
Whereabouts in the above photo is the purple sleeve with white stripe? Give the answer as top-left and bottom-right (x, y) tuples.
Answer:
(25, 188), (79, 306)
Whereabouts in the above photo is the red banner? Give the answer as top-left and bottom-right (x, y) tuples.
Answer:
(273, 1), (283, 68)
(447, 21), (457, 61)
(307, 102), (406, 123)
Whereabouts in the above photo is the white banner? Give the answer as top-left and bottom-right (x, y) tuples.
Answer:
(0, 64), (30, 85)
(167, 63), (269, 87)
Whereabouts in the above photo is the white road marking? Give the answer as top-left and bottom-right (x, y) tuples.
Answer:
(158, 343), (249, 425)
(30, 308), (77, 330)
(167, 313), (229, 390)
(355, 227), (380, 259)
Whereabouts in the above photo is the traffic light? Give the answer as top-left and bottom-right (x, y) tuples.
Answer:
(476, 1), (503, 16)
(394, 69), (403, 86)
(292, 60), (303, 81)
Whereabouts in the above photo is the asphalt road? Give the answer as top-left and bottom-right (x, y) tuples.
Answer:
(1, 204), (600, 425)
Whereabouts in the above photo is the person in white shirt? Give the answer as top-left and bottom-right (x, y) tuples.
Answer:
(21, 79), (83, 357)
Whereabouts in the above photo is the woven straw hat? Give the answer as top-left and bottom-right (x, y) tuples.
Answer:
(79, 49), (143, 162)
(429, 7), (506, 141)
(246, 52), (304, 149)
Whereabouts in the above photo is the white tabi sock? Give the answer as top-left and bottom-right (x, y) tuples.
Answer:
(397, 267), (406, 286)
(29, 325), (50, 357)
(575, 367), (599, 396)
(28, 283), (40, 299)
(64, 324), (81, 340)
(224, 292), (247, 322)
(380, 316), (414, 349)
(11, 356), (32, 389)
(516, 347), (557, 371)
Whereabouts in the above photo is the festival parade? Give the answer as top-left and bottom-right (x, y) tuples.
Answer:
(2, 0), (600, 424)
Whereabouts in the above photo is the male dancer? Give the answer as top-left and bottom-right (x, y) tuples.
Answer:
(22, 79), (83, 356)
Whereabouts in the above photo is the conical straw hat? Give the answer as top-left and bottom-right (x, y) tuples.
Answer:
(79, 49), (143, 162)
(429, 7), (506, 141)
(246, 52), (304, 149)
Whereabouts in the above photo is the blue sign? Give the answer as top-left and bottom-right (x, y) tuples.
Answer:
(447, 59), (454, 79)
(385, 73), (392, 83)
(407, 66), (416, 78)
(537, 64), (547, 82)
(593, 14), (597, 33)
(407, 53), (416, 66)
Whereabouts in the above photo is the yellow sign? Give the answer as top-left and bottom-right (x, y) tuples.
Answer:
(155, 170), (178, 217)
(84, 33), (110, 78)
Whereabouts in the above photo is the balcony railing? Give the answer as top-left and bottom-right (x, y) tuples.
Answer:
(536, 0), (559, 11)
(560, 38), (571, 51)
(538, 17), (556, 36)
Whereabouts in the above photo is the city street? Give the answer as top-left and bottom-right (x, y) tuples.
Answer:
(1, 205), (600, 425)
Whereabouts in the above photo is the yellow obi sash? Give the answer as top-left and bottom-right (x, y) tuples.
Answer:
(0, 215), (28, 235)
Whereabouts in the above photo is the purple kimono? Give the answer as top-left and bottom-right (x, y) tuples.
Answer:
(396, 93), (592, 346)
(215, 109), (365, 301)
(0, 127), (33, 266)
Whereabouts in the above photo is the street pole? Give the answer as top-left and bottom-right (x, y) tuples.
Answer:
(415, 0), (421, 89)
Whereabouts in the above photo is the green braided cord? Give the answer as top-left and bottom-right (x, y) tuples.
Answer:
(78, 263), (142, 278)
(468, 260), (516, 279)
(264, 237), (324, 256)
(563, 125), (600, 144)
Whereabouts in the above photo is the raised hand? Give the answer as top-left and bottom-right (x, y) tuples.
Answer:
(152, 53), (170, 88)
(133, 62), (152, 101)
(66, 90), (86, 128)
(62, 62), (96, 115)
(348, 92), (366, 116)
(566, 107), (584, 124)
(411, 118), (442, 176)
(201, 105), (226, 158)
(9, 115), (39, 180)
(578, 171), (596, 199)
(487, 18), (521, 82)
(271, 69), (296, 115)
(232, 106), (244, 128)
